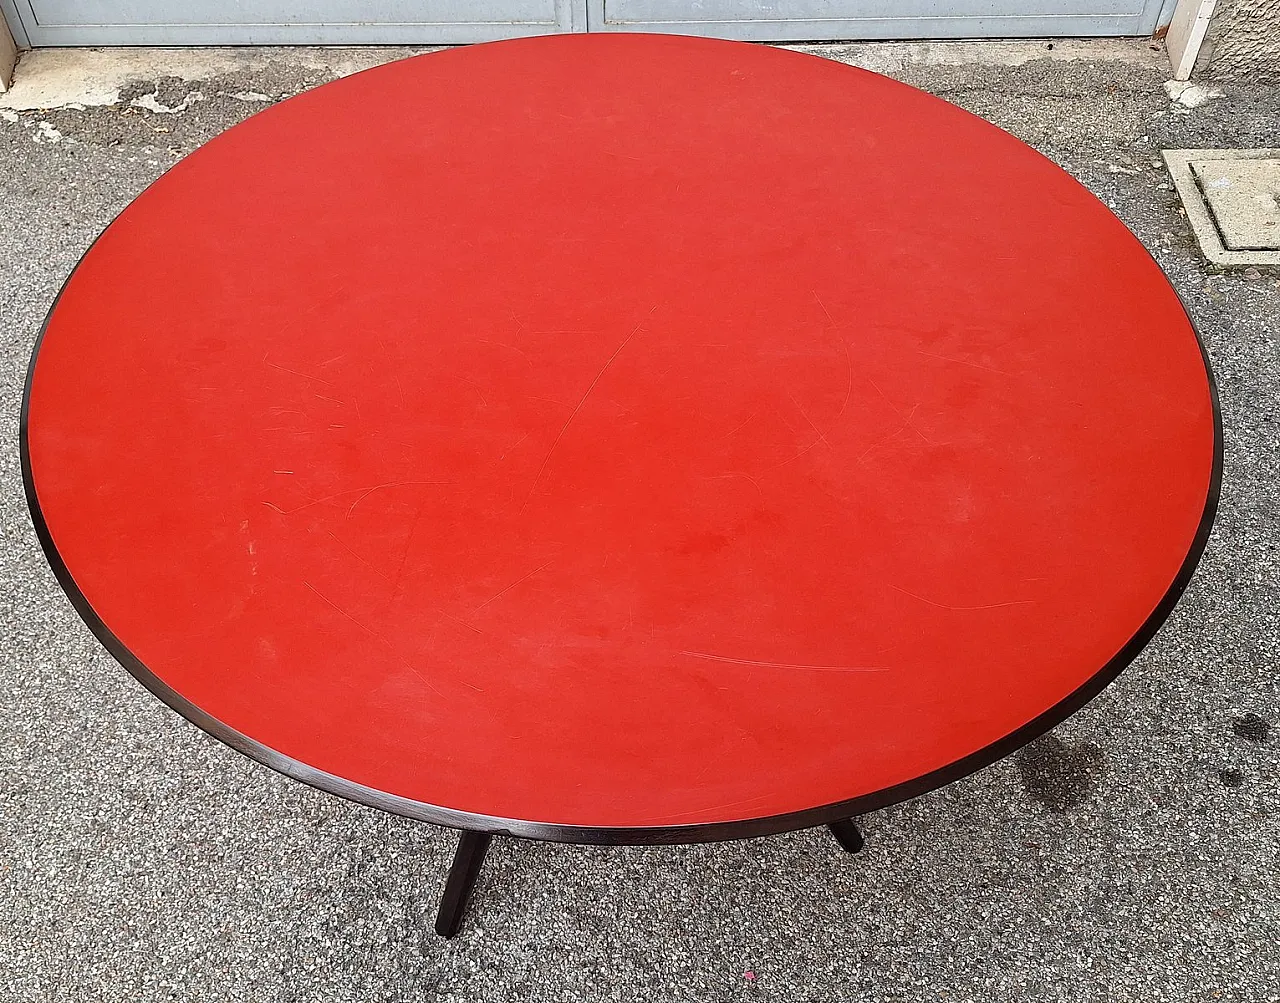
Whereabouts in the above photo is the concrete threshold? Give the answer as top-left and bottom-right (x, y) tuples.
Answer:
(0, 38), (1168, 112)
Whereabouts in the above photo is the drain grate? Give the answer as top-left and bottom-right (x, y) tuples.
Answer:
(1163, 149), (1280, 266)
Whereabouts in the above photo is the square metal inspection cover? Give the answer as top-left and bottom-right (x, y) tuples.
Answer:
(1164, 149), (1280, 266)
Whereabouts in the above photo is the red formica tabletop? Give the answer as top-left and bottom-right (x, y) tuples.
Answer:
(23, 34), (1219, 842)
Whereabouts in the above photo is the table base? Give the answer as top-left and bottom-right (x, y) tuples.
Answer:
(433, 819), (865, 938)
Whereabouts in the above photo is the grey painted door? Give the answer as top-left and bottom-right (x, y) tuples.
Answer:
(0, 0), (1172, 46)
(0, 0), (586, 46)
(587, 0), (1174, 39)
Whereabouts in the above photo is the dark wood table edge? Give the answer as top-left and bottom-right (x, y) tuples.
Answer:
(20, 226), (1224, 937)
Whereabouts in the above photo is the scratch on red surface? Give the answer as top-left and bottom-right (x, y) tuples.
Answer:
(680, 651), (887, 672)
(499, 430), (532, 460)
(865, 377), (932, 444)
(264, 355), (333, 386)
(812, 289), (836, 327)
(647, 793), (775, 823)
(520, 309), (655, 511)
(325, 530), (391, 582)
(345, 480), (442, 517)
(480, 333), (533, 366)
(914, 347), (1011, 377)
(836, 338), (854, 421)
(389, 505), (427, 599)
(261, 480), (448, 518)
(788, 391), (830, 451)
(715, 408), (760, 442)
(303, 581), (444, 696)
(764, 346), (854, 471)
(703, 471), (764, 501)
(764, 436), (822, 474)
(377, 335), (408, 407)
(889, 583), (1034, 612)
(440, 609), (485, 635)
(854, 403), (931, 465)
(456, 375), (489, 407)
(472, 561), (554, 617)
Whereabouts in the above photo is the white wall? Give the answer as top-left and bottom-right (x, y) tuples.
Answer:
(0, 10), (16, 91)
(1199, 0), (1280, 82)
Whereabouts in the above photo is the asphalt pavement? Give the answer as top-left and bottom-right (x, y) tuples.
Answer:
(0, 40), (1277, 1003)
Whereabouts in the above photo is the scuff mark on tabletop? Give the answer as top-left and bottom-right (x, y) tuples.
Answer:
(680, 651), (887, 672)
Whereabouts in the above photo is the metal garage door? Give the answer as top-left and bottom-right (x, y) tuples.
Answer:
(587, 0), (1175, 40)
(0, 0), (585, 44)
(0, 0), (1174, 46)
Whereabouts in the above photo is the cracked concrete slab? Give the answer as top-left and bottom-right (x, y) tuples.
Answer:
(1, 42), (1278, 1003)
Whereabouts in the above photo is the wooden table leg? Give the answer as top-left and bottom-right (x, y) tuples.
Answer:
(827, 818), (864, 854)
(435, 831), (493, 937)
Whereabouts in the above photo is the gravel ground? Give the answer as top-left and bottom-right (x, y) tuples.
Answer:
(1, 42), (1277, 1003)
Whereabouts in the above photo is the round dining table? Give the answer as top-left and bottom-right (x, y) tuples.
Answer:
(22, 33), (1220, 937)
